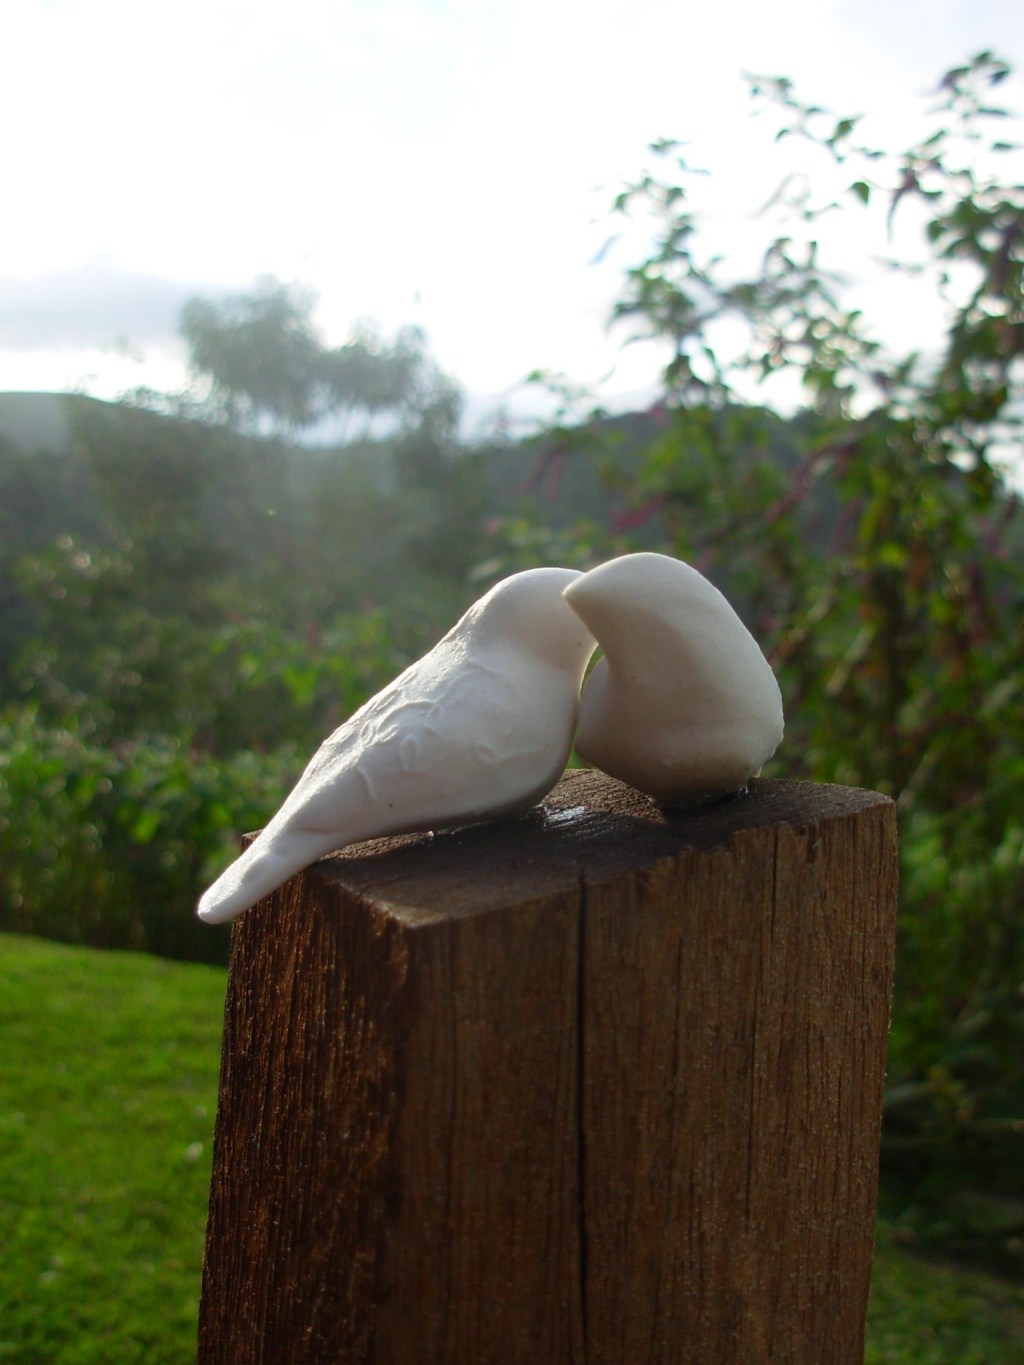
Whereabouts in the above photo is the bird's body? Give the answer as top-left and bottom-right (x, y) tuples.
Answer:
(564, 552), (783, 806)
(197, 567), (596, 924)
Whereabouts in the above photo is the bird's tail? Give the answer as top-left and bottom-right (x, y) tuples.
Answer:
(196, 824), (338, 926)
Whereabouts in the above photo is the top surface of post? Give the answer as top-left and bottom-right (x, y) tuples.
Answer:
(305, 770), (892, 928)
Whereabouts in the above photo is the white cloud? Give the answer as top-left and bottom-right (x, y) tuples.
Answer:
(0, 267), (228, 349)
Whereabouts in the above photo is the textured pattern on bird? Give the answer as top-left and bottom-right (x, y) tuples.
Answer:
(197, 567), (596, 924)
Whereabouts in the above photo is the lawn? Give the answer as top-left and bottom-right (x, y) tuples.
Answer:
(1, 932), (1022, 1362)
(0, 934), (222, 1363)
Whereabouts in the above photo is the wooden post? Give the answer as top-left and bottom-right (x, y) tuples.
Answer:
(198, 773), (897, 1364)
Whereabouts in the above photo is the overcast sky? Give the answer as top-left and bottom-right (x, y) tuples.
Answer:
(3, 0), (1022, 430)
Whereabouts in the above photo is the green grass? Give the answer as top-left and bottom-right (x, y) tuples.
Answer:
(0, 934), (223, 1363)
(1, 932), (1022, 1362)
(867, 1225), (1024, 1362)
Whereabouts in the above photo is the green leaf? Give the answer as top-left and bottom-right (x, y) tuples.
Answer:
(851, 180), (871, 205)
(131, 809), (162, 845)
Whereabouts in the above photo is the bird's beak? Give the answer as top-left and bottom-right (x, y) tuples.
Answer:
(563, 569), (635, 639)
(562, 573), (602, 632)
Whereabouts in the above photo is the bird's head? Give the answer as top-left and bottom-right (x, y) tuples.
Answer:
(467, 567), (596, 680)
(562, 552), (730, 666)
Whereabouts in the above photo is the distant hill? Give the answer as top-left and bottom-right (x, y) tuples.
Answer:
(0, 389), (812, 529)
(0, 391), (87, 452)
(0, 392), (824, 614)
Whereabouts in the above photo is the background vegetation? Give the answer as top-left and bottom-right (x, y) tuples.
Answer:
(1, 48), (1022, 1348)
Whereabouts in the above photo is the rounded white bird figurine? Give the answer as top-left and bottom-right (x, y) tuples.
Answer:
(563, 552), (784, 806)
(196, 567), (596, 925)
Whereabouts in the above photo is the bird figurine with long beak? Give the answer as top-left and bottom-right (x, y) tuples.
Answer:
(563, 552), (783, 806)
(197, 567), (596, 925)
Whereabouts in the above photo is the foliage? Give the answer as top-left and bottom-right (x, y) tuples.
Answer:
(0, 370), (486, 964)
(11, 534), (406, 752)
(484, 52), (1024, 1238)
(865, 1220), (1024, 1363)
(0, 524), (470, 966)
(0, 389), (488, 716)
(2, 932), (1023, 1362)
(0, 707), (302, 964)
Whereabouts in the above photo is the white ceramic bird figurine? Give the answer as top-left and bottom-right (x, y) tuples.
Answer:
(563, 552), (784, 806)
(197, 567), (596, 925)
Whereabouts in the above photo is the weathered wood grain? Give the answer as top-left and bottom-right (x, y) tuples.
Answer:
(198, 773), (898, 1364)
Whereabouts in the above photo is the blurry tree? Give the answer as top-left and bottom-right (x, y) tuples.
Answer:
(179, 276), (459, 439)
(180, 279), (322, 431)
